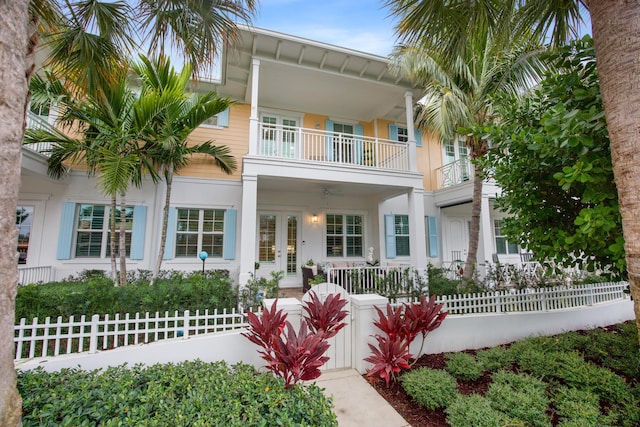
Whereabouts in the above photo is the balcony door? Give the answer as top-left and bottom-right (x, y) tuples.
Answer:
(256, 212), (300, 286)
(443, 139), (470, 181)
(260, 113), (298, 158)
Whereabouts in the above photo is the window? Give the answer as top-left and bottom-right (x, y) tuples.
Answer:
(494, 219), (518, 254)
(75, 204), (133, 258)
(332, 123), (355, 163)
(175, 208), (225, 257)
(326, 214), (363, 257)
(201, 108), (229, 127)
(394, 215), (410, 256)
(397, 126), (408, 143)
(16, 206), (34, 264)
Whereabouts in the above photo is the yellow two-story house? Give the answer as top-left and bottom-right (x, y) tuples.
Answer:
(19, 25), (516, 288)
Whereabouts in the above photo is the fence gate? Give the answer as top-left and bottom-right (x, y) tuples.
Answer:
(303, 283), (351, 370)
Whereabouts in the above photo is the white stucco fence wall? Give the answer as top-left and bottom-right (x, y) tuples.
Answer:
(16, 295), (634, 375)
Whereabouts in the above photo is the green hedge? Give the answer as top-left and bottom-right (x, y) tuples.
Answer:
(18, 360), (337, 427)
(16, 270), (237, 321)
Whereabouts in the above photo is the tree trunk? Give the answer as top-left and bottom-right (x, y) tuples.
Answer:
(151, 164), (173, 285)
(463, 163), (483, 280)
(590, 0), (640, 343)
(119, 192), (127, 286)
(110, 196), (118, 283)
(0, 2), (28, 425)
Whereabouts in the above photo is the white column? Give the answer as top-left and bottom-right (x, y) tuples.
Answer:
(351, 294), (389, 374)
(408, 187), (428, 270)
(249, 58), (261, 155)
(479, 194), (494, 277)
(404, 90), (417, 171)
(239, 175), (258, 286)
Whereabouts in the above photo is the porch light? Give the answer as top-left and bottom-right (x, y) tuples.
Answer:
(311, 214), (318, 224)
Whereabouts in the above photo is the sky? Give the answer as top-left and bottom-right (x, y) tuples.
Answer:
(253, 1), (592, 58)
(253, 0), (399, 57)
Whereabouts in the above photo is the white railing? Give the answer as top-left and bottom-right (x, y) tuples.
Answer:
(257, 123), (410, 171)
(23, 112), (54, 157)
(326, 265), (417, 297)
(14, 308), (258, 361)
(18, 266), (54, 285)
(436, 158), (473, 188)
(432, 282), (628, 315)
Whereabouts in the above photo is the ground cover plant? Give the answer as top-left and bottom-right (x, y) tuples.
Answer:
(18, 360), (337, 426)
(370, 321), (640, 427)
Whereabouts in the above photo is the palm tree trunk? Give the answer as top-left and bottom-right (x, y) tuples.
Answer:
(119, 192), (127, 286)
(463, 163), (483, 280)
(110, 196), (118, 283)
(590, 0), (640, 342)
(0, 2), (28, 425)
(151, 164), (173, 285)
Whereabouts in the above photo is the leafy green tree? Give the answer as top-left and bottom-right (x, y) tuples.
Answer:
(132, 55), (238, 284)
(476, 36), (624, 277)
(391, 7), (548, 279)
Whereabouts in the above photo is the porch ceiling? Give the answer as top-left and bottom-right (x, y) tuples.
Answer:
(256, 177), (407, 201)
(213, 26), (422, 123)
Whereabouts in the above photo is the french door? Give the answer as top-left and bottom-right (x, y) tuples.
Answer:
(260, 114), (298, 158)
(257, 212), (300, 286)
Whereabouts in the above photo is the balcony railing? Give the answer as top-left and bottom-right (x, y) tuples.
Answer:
(257, 123), (410, 171)
(23, 112), (54, 157)
(436, 158), (473, 189)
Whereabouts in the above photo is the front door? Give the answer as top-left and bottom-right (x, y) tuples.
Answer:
(257, 212), (300, 287)
(444, 217), (469, 262)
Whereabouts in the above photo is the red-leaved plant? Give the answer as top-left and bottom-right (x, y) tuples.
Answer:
(302, 291), (349, 339)
(243, 293), (349, 388)
(365, 294), (447, 386)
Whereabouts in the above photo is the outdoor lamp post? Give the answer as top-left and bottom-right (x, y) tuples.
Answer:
(199, 251), (208, 275)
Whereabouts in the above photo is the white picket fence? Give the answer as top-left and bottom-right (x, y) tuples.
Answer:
(14, 282), (629, 361)
(14, 308), (258, 361)
(18, 265), (54, 285)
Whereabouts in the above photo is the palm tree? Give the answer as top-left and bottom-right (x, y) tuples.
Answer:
(391, 9), (547, 279)
(2, 1), (256, 423)
(25, 76), (155, 285)
(132, 55), (238, 284)
(386, 0), (640, 341)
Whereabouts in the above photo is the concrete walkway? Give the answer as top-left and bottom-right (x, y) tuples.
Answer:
(313, 369), (411, 427)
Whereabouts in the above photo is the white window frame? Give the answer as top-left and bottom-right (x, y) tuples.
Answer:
(175, 208), (225, 258)
(394, 214), (410, 257)
(494, 219), (519, 255)
(73, 204), (133, 258)
(325, 213), (364, 258)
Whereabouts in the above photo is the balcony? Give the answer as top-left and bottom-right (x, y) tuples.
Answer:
(23, 112), (54, 157)
(257, 123), (410, 171)
(435, 158), (473, 189)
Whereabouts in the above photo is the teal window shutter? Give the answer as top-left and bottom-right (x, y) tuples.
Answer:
(427, 216), (438, 257)
(57, 202), (76, 260)
(325, 120), (334, 161)
(354, 124), (364, 164)
(384, 214), (396, 259)
(388, 124), (398, 141)
(223, 209), (237, 260)
(414, 128), (423, 147)
(163, 207), (176, 260)
(217, 108), (230, 127)
(130, 206), (147, 260)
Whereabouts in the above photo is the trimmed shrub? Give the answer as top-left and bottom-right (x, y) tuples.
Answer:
(486, 370), (550, 427)
(400, 368), (457, 410)
(552, 386), (606, 427)
(18, 360), (337, 427)
(16, 270), (236, 321)
(476, 346), (514, 372)
(445, 352), (483, 381)
(445, 394), (515, 427)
